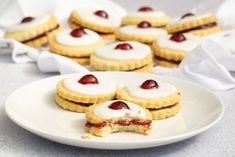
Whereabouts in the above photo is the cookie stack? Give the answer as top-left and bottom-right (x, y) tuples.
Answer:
(68, 8), (121, 41)
(55, 74), (116, 112)
(152, 33), (201, 67)
(166, 13), (221, 36)
(116, 79), (181, 120)
(48, 27), (104, 65)
(4, 15), (61, 47)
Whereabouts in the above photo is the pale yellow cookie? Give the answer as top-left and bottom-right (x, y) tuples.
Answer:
(122, 16), (170, 27)
(54, 94), (90, 112)
(116, 88), (181, 109)
(149, 103), (181, 120)
(4, 15), (60, 47)
(90, 53), (152, 72)
(152, 41), (185, 62)
(155, 57), (179, 68)
(57, 80), (116, 104)
(166, 14), (221, 36)
(48, 31), (104, 58)
(69, 10), (119, 33)
(85, 101), (152, 137)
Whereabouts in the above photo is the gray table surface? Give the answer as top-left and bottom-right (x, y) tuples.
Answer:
(1, 0), (235, 156)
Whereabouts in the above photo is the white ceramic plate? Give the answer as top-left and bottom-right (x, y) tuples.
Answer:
(5, 72), (224, 150)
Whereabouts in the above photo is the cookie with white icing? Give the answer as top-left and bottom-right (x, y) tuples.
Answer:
(166, 13), (221, 36)
(90, 41), (153, 72)
(85, 100), (152, 137)
(48, 27), (104, 65)
(116, 79), (181, 120)
(4, 15), (61, 47)
(122, 6), (171, 27)
(55, 74), (116, 112)
(69, 8), (121, 35)
(115, 21), (167, 44)
(152, 33), (201, 67)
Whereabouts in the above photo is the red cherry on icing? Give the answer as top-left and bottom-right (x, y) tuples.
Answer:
(78, 74), (99, 84)
(115, 43), (133, 50)
(70, 28), (86, 38)
(109, 101), (130, 110)
(137, 21), (152, 28)
(181, 13), (194, 19)
(138, 6), (153, 12)
(94, 10), (109, 19)
(21, 17), (34, 23)
(170, 33), (186, 42)
(140, 79), (159, 89)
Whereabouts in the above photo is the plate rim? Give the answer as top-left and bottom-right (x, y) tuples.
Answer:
(4, 72), (225, 149)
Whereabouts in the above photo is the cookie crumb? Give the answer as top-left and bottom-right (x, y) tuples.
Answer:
(81, 133), (93, 139)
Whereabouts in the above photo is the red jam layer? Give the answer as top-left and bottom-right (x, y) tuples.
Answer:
(85, 119), (152, 128)
(22, 24), (60, 43)
(176, 22), (217, 34)
(148, 103), (177, 111)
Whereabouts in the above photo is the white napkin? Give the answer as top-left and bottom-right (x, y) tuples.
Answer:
(0, 38), (89, 74)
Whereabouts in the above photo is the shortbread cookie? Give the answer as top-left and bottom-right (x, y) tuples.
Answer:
(4, 15), (61, 47)
(152, 33), (201, 67)
(90, 41), (153, 72)
(68, 19), (116, 41)
(122, 6), (171, 27)
(116, 79), (181, 119)
(55, 74), (116, 112)
(69, 8), (121, 34)
(85, 100), (152, 137)
(49, 27), (104, 65)
(116, 21), (167, 44)
(166, 13), (221, 36)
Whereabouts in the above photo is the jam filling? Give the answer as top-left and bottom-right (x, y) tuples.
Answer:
(155, 56), (181, 64)
(176, 22), (217, 34)
(22, 24), (60, 43)
(61, 97), (93, 107)
(148, 103), (177, 111)
(85, 119), (152, 128)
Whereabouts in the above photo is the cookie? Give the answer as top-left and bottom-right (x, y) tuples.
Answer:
(68, 18), (116, 41)
(85, 100), (152, 137)
(48, 27), (104, 65)
(166, 13), (221, 36)
(153, 33), (201, 66)
(55, 74), (116, 112)
(90, 41), (153, 72)
(115, 21), (167, 44)
(4, 15), (61, 47)
(152, 33), (201, 67)
(69, 8), (121, 34)
(116, 79), (181, 120)
(122, 6), (171, 27)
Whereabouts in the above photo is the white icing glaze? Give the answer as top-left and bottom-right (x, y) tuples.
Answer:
(6, 15), (50, 32)
(120, 25), (167, 36)
(156, 34), (201, 52)
(55, 29), (101, 46)
(170, 13), (213, 25)
(126, 81), (177, 99)
(95, 41), (151, 60)
(93, 100), (146, 119)
(63, 74), (116, 95)
(127, 11), (167, 18)
(75, 8), (121, 27)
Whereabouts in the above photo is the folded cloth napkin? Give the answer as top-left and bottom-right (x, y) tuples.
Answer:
(0, 38), (89, 74)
